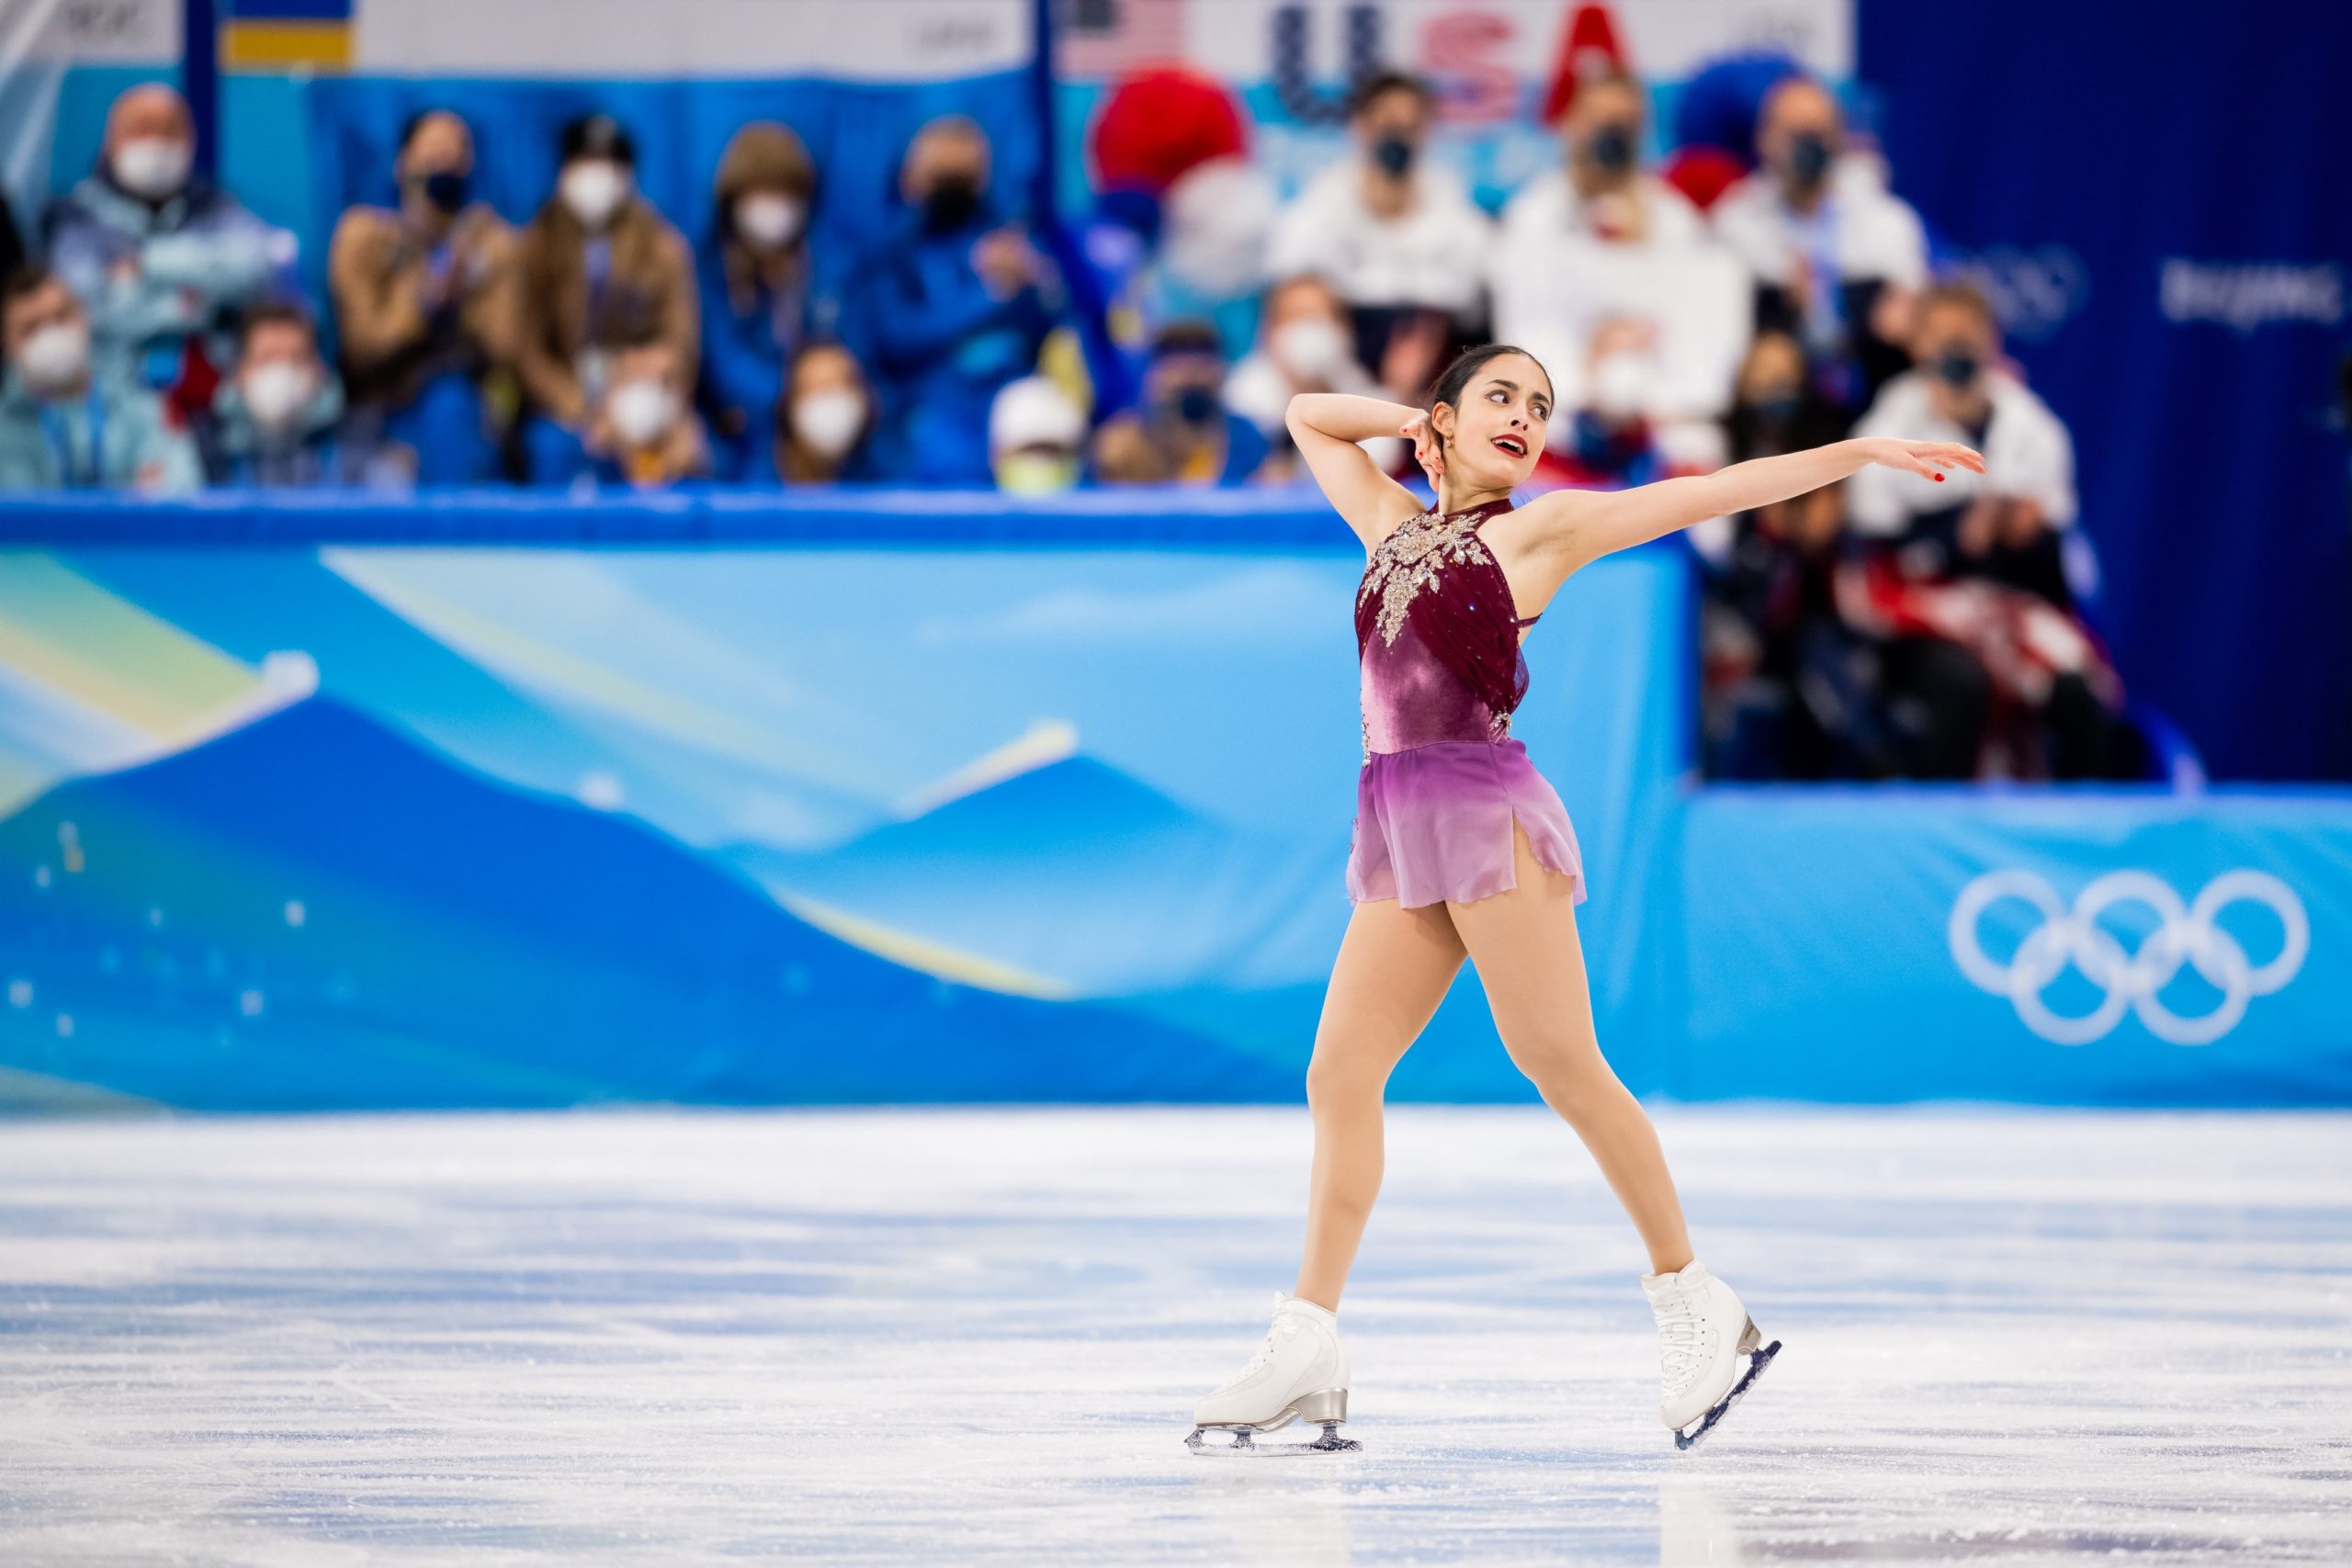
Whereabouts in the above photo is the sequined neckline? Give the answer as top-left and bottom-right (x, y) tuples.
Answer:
(1357, 498), (1522, 649)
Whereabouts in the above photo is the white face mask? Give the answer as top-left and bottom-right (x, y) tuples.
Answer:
(560, 161), (629, 229)
(1590, 352), (1656, 421)
(792, 389), (865, 458)
(737, 194), (804, 250)
(606, 378), (676, 447)
(1271, 316), (1351, 381)
(15, 321), (91, 395)
(242, 361), (316, 431)
(112, 137), (193, 200)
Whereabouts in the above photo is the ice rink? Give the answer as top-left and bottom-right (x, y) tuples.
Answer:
(1, 1104), (2346, 1566)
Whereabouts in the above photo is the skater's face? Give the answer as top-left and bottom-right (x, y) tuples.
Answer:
(1433, 352), (1552, 486)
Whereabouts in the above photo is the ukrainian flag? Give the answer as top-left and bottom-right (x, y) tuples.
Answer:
(221, 0), (354, 72)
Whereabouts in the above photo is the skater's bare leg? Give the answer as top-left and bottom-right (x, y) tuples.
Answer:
(1446, 818), (1695, 1276)
(1294, 896), (1466, 1311)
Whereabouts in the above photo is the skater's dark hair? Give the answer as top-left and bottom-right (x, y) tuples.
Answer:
(1428, 344), (1553, 457)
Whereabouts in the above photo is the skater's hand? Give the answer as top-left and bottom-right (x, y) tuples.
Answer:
(1854, 437), (1984, 482)
(1402, 409), (1444, 491)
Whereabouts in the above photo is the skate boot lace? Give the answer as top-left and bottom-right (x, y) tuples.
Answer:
(1239, 1312), (1303, 1379)
(1652, 1290), (1705, 1390)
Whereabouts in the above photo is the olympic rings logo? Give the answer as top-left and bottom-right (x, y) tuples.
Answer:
(1948, 870), (2308, 1045)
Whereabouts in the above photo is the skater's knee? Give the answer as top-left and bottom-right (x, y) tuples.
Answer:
(1505, 1040), (1619, 1117)
(1305, 1050), (1388, 1111)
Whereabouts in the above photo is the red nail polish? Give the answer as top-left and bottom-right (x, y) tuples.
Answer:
(1933, 473), (1945, 482)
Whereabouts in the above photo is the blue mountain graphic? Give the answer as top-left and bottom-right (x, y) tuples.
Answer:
(726, 752), (1349, 993)
(0, 699), (1293, 1111)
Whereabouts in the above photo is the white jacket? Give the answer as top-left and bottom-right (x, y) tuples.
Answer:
(1265, 160), (1493, 315)
(1846, 367), (2077, 539)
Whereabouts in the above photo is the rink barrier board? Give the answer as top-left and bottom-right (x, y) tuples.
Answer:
(0, 492), (2346, 1110)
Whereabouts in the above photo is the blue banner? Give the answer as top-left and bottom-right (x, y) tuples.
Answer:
(1, 494), (2347, 1110)
(1860, 1), (2352, 782)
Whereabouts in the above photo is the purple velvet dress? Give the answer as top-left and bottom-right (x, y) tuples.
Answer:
(1347, 497), (1588, 908)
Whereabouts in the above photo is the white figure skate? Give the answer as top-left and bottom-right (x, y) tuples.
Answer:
(1642, 1258), (1780, 1450)
(1186, 1292), (1361, 1456)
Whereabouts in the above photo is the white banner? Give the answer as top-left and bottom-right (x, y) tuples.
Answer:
(0, 0), (179, 64)
(351, 0), (1033, 80)
(1071, 0), (1852, 87)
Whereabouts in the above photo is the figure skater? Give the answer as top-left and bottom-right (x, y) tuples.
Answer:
(1186, 344), (1983, 1455)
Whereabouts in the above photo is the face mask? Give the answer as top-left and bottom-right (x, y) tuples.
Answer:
(1747, 388), (1803, 428)
(737, 193), (804, 250)
(419, 169), (470, 213)
(1370, 135), (1415, 178)
(113, 137), (193, 201)
(242, 361), (316, 431)
(997, 451), (1079, 495)
(1271, 316), (1351, 380)
(1589, 353), (1655, 421)
(1160, 383), (1221, 427)
(1784, 132), (1834, 188)
(560, 161), (629, 229)
(1584, 124), (1638, 174)
(792, 389), (865, 458)
(15, 321), (91, 394)
(606, 378), (675, 447)
(922, 173), (981, 232)
(1931, 349), (1982, 389)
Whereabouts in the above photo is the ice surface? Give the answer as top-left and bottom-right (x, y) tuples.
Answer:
(1, 1106), (2347, 1566)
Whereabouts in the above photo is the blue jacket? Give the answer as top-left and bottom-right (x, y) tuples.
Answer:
(848, 209), (1055, 485)
(696, 239), (830, 451)
(0, 374), (202, 492)
(202, 374), (368, 489)
(44, 173), (291, 389)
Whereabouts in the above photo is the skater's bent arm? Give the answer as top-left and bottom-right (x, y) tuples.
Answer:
(1286, 392), (1430, 547)
(1532, 437), (1985, 572)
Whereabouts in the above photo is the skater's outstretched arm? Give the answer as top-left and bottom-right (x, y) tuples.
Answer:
(1530, 438), (1985, 574)
(1285, 392), (1430, 549)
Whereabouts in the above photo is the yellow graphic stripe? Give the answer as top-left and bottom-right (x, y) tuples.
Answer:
(0, 554), (259, 737)
(769, 889), (1077, 1000)
(221, 22), (353, 71)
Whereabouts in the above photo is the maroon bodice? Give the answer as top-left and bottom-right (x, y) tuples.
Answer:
(1355, 497), (1541, 760)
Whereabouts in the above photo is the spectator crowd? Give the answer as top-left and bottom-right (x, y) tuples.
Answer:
(0, 62), (2136, 782)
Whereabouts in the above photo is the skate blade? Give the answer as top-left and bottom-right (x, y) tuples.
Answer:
(1186, 1420), (1361, 1458)
(1672, 1337), (1781, 1452)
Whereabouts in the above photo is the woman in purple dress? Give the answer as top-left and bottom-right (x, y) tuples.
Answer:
(1188, 344), (1982, 1456)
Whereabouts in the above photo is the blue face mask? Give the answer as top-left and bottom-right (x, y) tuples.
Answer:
(1371, 136), (1415, 178)
(420, 169), (470, 212)
(1584, 125), (1638, 174)
(1785, 132), (1833, 188)
(1168, 384), (1221, 426)
(1931, 350), (1982, 389)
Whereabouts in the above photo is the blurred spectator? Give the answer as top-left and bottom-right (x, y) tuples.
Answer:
(854, 116), (1057, 485)
(1490, 70), (1749, 466)
(701, 122), (826, 482)
(1721, 330), (1843, 463)
(1710, 75), (1926, 419)
(571, 331), (710, 491)
(769, 342), (883, 484)
(328, 108), (514, 486)
(989, 375), (1087, 495)
(1842, 283), (2134, 779)
(1090, 321), (1268, 486)
(201, 299), (359, 488)
(1699, 482), (1896, 780)
(1225, 273), (1382, 446)
(514, 114), (698, 485)
(1266, 73), (1491, 387)
(0, 265), (200, 492)
(43, 84), (288, 412)
(1535, 316), (1666, 490)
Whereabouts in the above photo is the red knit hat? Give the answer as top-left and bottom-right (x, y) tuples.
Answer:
(1088, 66), (1249, 194)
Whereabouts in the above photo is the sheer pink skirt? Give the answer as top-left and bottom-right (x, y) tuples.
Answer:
(1346, 739), (1587, 909)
